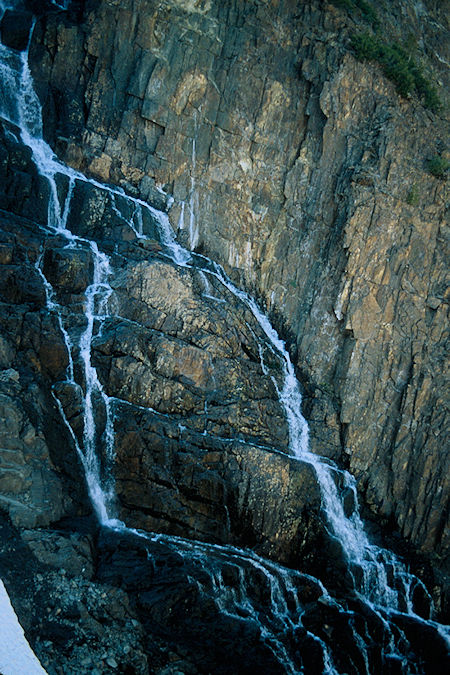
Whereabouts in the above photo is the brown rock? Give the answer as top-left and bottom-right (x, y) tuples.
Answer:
(28, 0), (449, 564)
(43, 247), (94, 294)
(112, 403), (328, 573)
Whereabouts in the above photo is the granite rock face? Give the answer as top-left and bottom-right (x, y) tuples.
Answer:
(0, 125), (89, 528)
(0, 1), (449, 671)
(0, 114), (370, 673)
(0, 116), (336, 582)
(27, 0), (449, 567)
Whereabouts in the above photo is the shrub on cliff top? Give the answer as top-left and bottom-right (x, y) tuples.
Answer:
(350, 32), (441, 111)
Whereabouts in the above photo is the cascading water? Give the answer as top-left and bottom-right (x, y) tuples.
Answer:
(0, 2), (448, 672)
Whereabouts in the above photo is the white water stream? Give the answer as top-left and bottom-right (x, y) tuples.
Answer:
(0, 2), (448, 671)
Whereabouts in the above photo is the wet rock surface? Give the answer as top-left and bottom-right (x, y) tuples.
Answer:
(94, 528), (450, 675)
(0, 1), (449, 673)
(0, 127), (90, 528)
(112, 405), (326, 570)
(0, 116), (331, 577)
(2, 507), (449, 675)
(27, 0), (449, 569)
(0, 115), (353, 669)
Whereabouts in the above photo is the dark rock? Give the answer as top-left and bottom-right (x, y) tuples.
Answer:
(0, 386), (66, 528)
(97, 529), (294, 674)
(0, 241), (14, 264)
(41, 620), (77, 648)
(0, 122), (52, 227)
(0, 515), (150, 675)
(43, 246), (94, 294)
(389, 612), (450, 675)
(26, 0), (450, 571)
(95, 526), (447, 675)
(0, 10), (33, 51)
(342, 485), (357, 518)
(39, 314), (70, 379)
(21, 529), (95, 578)
(52, 380), (84, 421)
(25, 1), (63, 13)
(0, 264), (46, 307)
(65, 178), (159, 242)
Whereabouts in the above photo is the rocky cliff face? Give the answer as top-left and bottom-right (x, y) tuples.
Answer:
(27, 0), (449, 564)
(0, 0), (449, 673)
(0, 114), (356, 673)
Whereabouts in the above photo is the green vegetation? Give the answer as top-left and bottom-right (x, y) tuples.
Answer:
(353, 0), (379, 26)
(350, 32), (441, 111)
(406, 184), (419, 206)
(330, 0), (441, 111)
(332, 0), (354, 8)
(427, 155), (449, 179)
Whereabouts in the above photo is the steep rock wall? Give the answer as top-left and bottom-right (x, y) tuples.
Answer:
(27, 0), (449, 567)
(0, 117), (336, 581)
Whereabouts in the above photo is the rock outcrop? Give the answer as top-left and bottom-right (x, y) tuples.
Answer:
(0, 124), (89, 528)
(0, 1), (449, 673)
(26, 0), (449, 566)
(0, 114), (366, 673)
(0, 114), (338, 580)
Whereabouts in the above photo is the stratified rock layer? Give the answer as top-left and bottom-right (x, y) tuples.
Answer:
(0, 115), (375, 673)
(0, 0), (449, 668)
(0, 117), (333, 582)
(28, 0), (449, 567)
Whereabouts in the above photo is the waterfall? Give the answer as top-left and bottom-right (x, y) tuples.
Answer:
(0, 2), (448, 672)
(187, 255), (434, 614)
